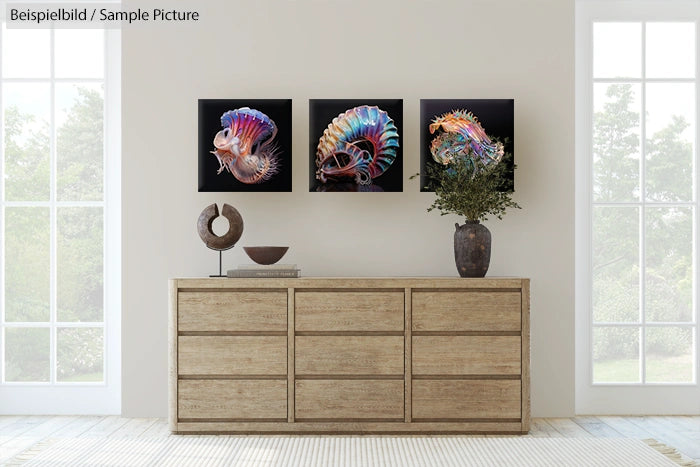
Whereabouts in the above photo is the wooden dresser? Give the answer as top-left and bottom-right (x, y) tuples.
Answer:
(169, 277), (530, 434)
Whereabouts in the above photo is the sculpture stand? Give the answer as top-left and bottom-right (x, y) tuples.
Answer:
(208, 246), (234, 278)
(210, 250), (225, 278)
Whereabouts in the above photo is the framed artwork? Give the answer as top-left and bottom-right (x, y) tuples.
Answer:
(198, 99), (292, 192)
(309, 99), (403, 192)
(419, 99), (514, 192)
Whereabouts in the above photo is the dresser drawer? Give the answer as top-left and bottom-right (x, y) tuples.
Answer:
(295, 336), (404, 375)
(412, 380), (521, 419)
(412, 291), (521, 332)
(413, 336), (521, 375)
(178, 380), (287, 420)
(295, 380), (403, 420)
(178, 336), (286, 375)
(178, 291), (286, 332)
(295, 291), (404, 331)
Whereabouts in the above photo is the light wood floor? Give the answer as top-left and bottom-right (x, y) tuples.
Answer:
(0, 416), (698, 464)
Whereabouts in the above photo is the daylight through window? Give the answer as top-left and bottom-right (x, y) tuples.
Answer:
(591, 21), (697, 384)
(1, 26), (110, 385)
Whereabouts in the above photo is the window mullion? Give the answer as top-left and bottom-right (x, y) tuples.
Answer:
(594, 322), (696, 327)
(49, 27), (57, 385)
(2, 201), (105, 208)
(640, 21), (648, 385)
(593, 77), (695, 84)
(2, 77), (103, 84)
(593, 201), (696, 207)
(587, 18), (596, 389)
(102, 28), (108, 383)
(2, 322), (105, 328)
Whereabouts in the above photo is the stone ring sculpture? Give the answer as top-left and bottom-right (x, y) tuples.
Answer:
(197, 203), (244, 276)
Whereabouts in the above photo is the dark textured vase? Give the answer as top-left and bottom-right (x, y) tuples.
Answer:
(454, 221), (491, 278)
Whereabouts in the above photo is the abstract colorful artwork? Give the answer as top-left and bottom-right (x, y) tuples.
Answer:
(199, 99), (292, 192)
(309, 99), (403, 192)
(419, 99), (514, 192)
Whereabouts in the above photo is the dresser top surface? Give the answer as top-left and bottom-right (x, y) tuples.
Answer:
(171, 277), (529, 289)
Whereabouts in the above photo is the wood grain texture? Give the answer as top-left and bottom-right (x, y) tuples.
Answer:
(178, 336), (286, 375)
(412, 380), (521, 419)
(168, 280), (178, 431)
(521, 278), (531, 432)
(175, 277), (525, 290)
(287, 288), (295, 423)
(404, 287), (412, 423)
(173, 420), (524, 434)
(572, 416), (624, 438)
(413, 336), (521, 375)
(170, 277), (530, 434)
(295, 380), (404, 420)
(178, 291), (286, 331)
(295, 336), (404, 376)
(546, 418), (594, 438)
(295, 291), (403, 331)
(178, 380), (287, 419)
(82, 416), (130, 437)
(412, 291), (521, 332)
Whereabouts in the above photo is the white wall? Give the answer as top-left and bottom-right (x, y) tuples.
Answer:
(122, 0), (575, 417)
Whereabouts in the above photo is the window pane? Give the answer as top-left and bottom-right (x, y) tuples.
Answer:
(55, 30), (104, 78)
(645, 83), (695, 202)
(5, 327), (50, 382)
(57, 327), (103, 382)
(645, 207), (693, 323)
(57, 207), (104, 322)
(646, 23), (695, 78)
(1, 25), (50, 78)
(56, 84), (104, 201)
(593, 326), (640, 383)
(3, 83), (51, 201)
(594, 23), (641, 78)
(593, 83), (641, 202)
(646, 327), (693, 383)
(4, 207), (50, 322)
(593, 207), (639, 322)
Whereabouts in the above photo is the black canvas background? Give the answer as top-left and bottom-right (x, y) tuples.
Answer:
(198, 99), (292, 192)
(309, 99), (404, 192)
(419, 99), (514, 192)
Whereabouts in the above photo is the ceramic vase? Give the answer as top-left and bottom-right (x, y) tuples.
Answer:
(454, 221), (491, 278)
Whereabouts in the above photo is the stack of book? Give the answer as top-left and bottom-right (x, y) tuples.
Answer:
(227, 264), (300, 278)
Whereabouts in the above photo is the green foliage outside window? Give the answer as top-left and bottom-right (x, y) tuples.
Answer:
(4, 86), (104, 382)
(593, 84), (692, 369)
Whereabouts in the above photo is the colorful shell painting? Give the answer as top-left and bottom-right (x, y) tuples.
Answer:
(429, 109), (504, 167)
(316, 105), (400, 185)
(211, 107), (280, 184)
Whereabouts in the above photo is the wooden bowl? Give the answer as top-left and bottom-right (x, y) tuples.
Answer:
(243, 246), (289, 265)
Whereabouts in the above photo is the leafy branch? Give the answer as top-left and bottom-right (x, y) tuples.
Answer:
(412, 152), (521, 223)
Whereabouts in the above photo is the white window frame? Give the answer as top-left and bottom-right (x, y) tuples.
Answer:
(576, 0), (700, 414)
(0, 5), (120, 414)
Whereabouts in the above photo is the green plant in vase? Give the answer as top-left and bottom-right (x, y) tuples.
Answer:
(413, 110), (521, 277)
